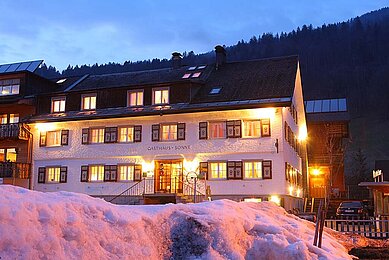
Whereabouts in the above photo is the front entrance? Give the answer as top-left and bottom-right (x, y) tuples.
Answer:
(155, 160), (183, 193)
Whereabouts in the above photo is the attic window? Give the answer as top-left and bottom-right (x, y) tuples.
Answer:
(188, 66), (197, 71)
(182, 73), (191, 79)
(209, 87), (221, 95)
(197, 65), (206, 69)
(191, 72), (201, 78)
(56, 79), (67, 84)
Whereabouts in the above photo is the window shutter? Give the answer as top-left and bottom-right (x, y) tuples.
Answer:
(39, 132), (47, 147)
(284, 122), (288, 142)
(262, 160), (272, 179)
(226, 121), (235, 138)
(227, 161), (236, 179)
(199, 122), (208, 139)
(82, 128), (89, 144)
(134, 125), (142, 142)
(199, 162), (208, 180)
(60, 166), (67, 183)
(234, 120), (242, 138)
(111, 165), (117, 181)
(261, 119), (271, 137)
(235, 161), (243, 179)
(285, 162), (289, 181)
(61, 130), (69, 146)
(152, 124), (160, 141)
(104, 165), (111, 181)
(104, 127), (117, 143)
(177, 123), (186, 140)
(81, 166), (89, 182)
(134, 164), (142, 181)
(38, 167), (46, 183)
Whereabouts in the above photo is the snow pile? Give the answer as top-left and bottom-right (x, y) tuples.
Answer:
(0, 186), (352, 259)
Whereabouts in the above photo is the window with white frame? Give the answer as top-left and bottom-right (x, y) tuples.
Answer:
(128, 90), (144, 107)
(90, 128), (104, 143)
(0, 79), (20, 96)
(47, 167), (61, 183)
(152, 88), (169, 105)
(81, 94), (96, 110)
(209, 121), (226, 139)
(161, 124), (177, 141)
(244, 161), (262, 179)
(243, 120), (261, 138)
(46, 130), (62, 146)
(51, 97), (66, 113)
(89, 165), (104, 182)
(209, 162), (227, 179)
(118, 126), (134, 142)
(0, 114), (7, 124)
(9, 114), (19, 124)
(118, 165), (134, 181)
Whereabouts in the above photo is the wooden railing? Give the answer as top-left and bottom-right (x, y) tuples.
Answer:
(0, 123), (31, 140)
(324, 218), (389, 239)
(0, 162), (31, 179)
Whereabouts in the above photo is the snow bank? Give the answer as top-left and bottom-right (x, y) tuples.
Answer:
(0, 186), (352, 259)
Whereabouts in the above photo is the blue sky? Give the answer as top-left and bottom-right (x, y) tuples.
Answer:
(0, 1), (387, 71)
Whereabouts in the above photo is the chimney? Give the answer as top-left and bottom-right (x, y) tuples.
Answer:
(171, 52), (182, 69)
(215, 45), (226, 69)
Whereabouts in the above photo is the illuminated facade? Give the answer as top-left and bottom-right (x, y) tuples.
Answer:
(28, 47), (308, 209)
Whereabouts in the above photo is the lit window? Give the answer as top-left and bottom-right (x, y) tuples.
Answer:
(209, 122), (226, 139)
(89, 165), (104, 182)
(209, 87), (221, 95)
(128, 90), (143, 107)
(191, 72), (201, 78)
(118, 165), (134, 181)
(119, 126), (134, 142)
(52, 97), (66, 113)
(0, 79), (20, 96)
(90, 128), (104, 143)
(0, 114), (7, 124)
(188, 66), (197, 71)
(197, 65), (206, 69)
(161, 124), (177, 141)
(9, 114), (19, 124)
(243, 120), (261, 137)
(182, 73), (191, 79)
(47, 167), (61, 183)
(82, 94), (96, 110)
(46, 130), (61, 146)
(244, 161), (262, 179)
(153, 88), (169, 105)
(209, 162), (227, 179)
(5, 148), (17, 162)
(56, 79), (67, 84)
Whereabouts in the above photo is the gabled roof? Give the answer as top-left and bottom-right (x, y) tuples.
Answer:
(191, 55), (298, 103)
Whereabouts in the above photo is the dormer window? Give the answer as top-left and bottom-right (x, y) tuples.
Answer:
(127, 90), (144, 107)
(81, 94), (96, 110)
(152, 87), (169, 105)
(209, 87), (221, 95)
(51, 97), (66, 113)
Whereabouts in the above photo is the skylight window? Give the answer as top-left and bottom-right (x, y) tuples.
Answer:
(197, 65), (206, 69)
(187, 66), (197, 71)
(182, 73), (191, 79)
(191, 72), (201, 78)
(56, 79), (67, 84)
(209, 87), (221, 95)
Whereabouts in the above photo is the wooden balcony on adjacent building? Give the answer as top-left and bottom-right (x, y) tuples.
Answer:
(0, 123), (31, 140)
(0, 162), (31, 179)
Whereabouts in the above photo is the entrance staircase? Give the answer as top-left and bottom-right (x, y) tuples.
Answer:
(304, 198), (325, 213)
(108, 178), (206, 205)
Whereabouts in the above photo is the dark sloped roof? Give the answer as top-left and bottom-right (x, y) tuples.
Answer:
(191, 56), (298, 103)
(70, 66), (211, 91)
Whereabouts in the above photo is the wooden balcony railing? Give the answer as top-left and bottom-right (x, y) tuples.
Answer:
(0, 123), (31, 140)
(0, 162), (31, 179)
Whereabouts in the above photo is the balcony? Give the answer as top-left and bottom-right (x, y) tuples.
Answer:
(0, 162), (31, 179)
(0, 123), (31, 140)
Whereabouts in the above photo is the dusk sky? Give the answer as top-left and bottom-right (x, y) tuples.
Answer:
(0, 1), (387, 71)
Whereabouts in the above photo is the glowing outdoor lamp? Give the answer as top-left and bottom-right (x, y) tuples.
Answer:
(269, 195), (281, 206)
(257, 107), (276, 119)
(311, 168), (321, 176)
(35, 123), (57, 133)
(288, 185), (294, 195)
(296, 188), (301, 197)
(298, 125), (308, 142)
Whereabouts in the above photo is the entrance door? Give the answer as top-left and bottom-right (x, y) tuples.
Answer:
(155, 160), (183, 193)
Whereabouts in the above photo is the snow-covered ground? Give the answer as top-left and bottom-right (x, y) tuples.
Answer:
(0, 185), (372, 259)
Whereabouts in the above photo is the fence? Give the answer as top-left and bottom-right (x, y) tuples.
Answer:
(324, 218), (389, 239)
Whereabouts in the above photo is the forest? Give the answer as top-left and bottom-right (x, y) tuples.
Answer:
(36, 8), (389, 178)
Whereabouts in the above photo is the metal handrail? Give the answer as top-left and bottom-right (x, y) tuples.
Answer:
(107, 179), (144, 203)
